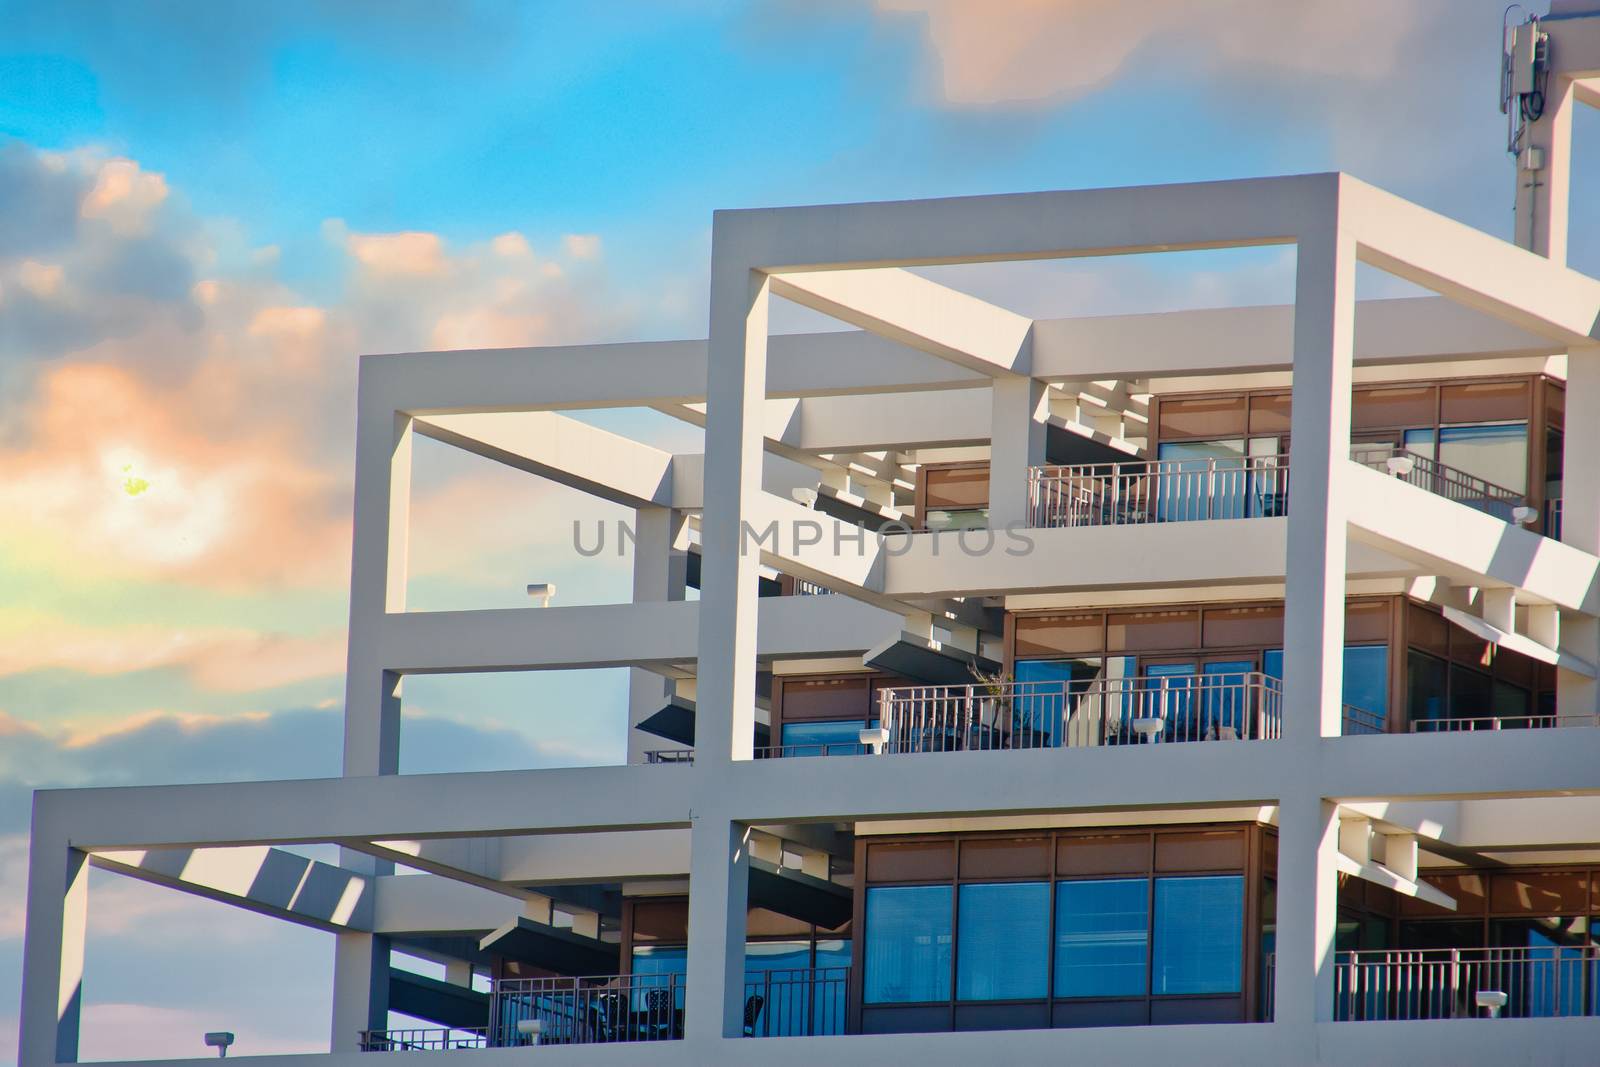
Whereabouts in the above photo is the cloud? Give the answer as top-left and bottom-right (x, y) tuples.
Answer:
(876, 0), (1423, 109)
(0, 614), (344, 693)
(562, 233), (602, 260)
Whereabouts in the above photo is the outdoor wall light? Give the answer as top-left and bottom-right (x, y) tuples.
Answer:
(1511, 505), (1539, 525)
(1475, 989), (1508, 1018)
(203, 1033), (235, 1058)
(526, 582), (556, 607)
(791, 487), (819, 508)
(515, 1018), (543, 1045)
(1385, 455), (1416, 477)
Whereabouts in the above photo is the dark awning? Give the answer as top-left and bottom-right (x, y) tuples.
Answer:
(748, 858), (852, 929)
(478, 917), (621, 976)
(864, 631), (1001, 685)
(388, 970), (489, 1030)
(636, 697), (771, 748)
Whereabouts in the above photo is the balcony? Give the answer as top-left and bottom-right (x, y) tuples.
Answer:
(1335, 947), (1600, 1021)
(872, 672), (1282, 752)
(1411, 713), (1599, 733)
(1027, 446), (1530, 530)
(360, 969), (850, 1050)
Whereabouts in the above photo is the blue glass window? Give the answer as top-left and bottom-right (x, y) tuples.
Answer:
(956, 882), (1049, 1000)
(1152, 876), (1244, 994)
(1264, 646), (1389, 722)
(1054, 878), (1149, 997)
(780, 719), (871, 756)
(631, 944), (687, 1007)
(1342, 645), (1388, 723)
(864, 885), (952, 1003)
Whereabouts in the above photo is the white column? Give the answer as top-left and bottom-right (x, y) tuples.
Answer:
(331, 927), (391, 1051)
(333, 371), (412, 1050)
(17, 812), (87, 1067)
(1559, 345), (1600, 716)
(1273, 211), (1352, 1038)
(1283, 219), (1356, 741)
(1514, 76), (1575, 265)
(628, 506), (689, 763)
(1272, 796), (1341, 1028)
(988, 376), (1048, 528)
(684, 815), (750, 1043)
(683, 245), (768, 1046)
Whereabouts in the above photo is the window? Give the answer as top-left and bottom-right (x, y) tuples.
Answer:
(631, 944), (688, 1007)
(1152, 876), (1244, 994)
(780, 719), (871, 756)
(864, 885), (953, 1003)
(1439, 423), (1529, 494)
(956, 882), (1049, 1000)
(1054, 879), (1148, 997)
(1342, 645), (1389, 722)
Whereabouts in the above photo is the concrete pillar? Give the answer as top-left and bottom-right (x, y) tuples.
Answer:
(988, 376), (1048, 528)
(332, 373), (412, 1049)
(628, 506), (689, 763)
(331, 928), (391, 1052)
(695, 261), (769, 765)
(17, 811), (87, 1067)
(342, 386), (412, 779)
(1283, 215), (1356, 740)
(444, 961), (472, 988)
(1272, 796), (1341, 1028)
(1559, 345), (1600, 715)
(683, 815), (750, 1043)
(1482, 588), (1517, 634)
(1515, 75), (1575, 264)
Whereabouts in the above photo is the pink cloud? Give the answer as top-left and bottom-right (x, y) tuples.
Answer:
(876, 0), (1421, 108)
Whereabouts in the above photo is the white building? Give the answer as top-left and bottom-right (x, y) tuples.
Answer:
(18, 8), (1600, 1064)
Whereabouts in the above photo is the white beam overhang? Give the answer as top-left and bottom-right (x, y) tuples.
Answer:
(769, 267), (1034, 377)
(89, 846), (373, 933)
(413, 411), (673, 508)
(1344, 177), (1600, 344)
(1440, 605), (1599, 677)
(1343, 462), (1600, 615)
(376, 596), (902, 674)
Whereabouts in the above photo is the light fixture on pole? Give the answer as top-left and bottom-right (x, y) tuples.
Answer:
(515, 1018), (543, 1045)
(203, 1033), (235, 1059)
(526, 582), (556, 608)
(1475, 989), (1508, 1018)
(791, 486), (818, 508)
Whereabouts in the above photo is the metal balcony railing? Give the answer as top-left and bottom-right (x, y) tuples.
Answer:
(489, 973), (684, 1045)
(1028, 447), (1533, 530)
(743, 967), (850, 1037)
(874, 672), (1282, 752)
(643, 749), (696, 765)
(1341, 704), (1387, 735)
(1410, 713), (1599, 733)
(1548, 496), (1563, 540)
(1348, 444), (1525, 522)
(1332, 947), (1600, 1020)
(1028, 454), (1289, 528)
(358, 1028), (487, 1051)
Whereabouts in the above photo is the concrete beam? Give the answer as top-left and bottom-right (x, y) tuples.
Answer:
(769, 268), (1033, 377)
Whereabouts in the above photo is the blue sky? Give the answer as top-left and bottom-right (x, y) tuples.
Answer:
(2, 0), (1597, 1060)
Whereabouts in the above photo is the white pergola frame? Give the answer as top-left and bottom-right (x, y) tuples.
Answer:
(19, 173), (1600, 1067)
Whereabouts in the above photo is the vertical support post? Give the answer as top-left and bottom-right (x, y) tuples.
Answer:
(332, 363), (412, 1050)
(988, 376), (1048, 528)
(685, 230), (769, 1047)
(695, 255), (769, 765)
(332, 927), (391, 1051)
(1514, 75), (1575, 265)
(1273, 796), (1341, 1028)
(684, 816), (751, 1042)
(1559, 345), (1600, 717)
(1283, 201), (1356, 741)
(628, 506), (689, 763)
(17, 804), (86, 1067)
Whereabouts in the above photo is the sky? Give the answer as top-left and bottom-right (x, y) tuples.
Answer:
(2, 0), (1598, 1061)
